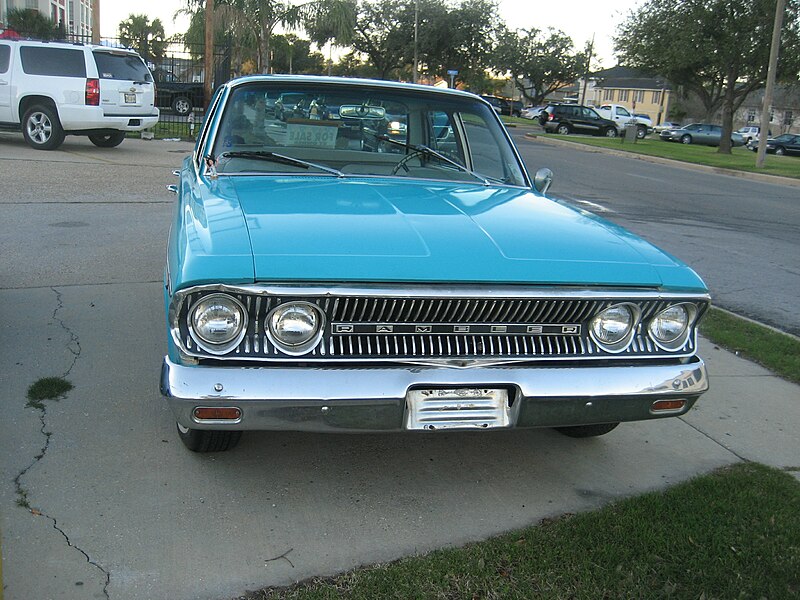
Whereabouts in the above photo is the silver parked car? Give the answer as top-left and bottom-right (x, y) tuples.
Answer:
(660, 123), (745, 147)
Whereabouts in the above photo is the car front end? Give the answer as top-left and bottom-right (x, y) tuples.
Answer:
(162, 76), (710, 451)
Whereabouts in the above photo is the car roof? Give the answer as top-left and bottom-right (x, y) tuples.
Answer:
(224, 75), (483, 103)
(5, 38), (142, 56)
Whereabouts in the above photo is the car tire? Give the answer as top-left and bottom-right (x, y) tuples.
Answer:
(636, 126), (647, 139)
(555, 422), (620, 438)
(681, 134), (692, 144)
(556, 124), (570, 135)
(22, 104), (65, 150)
(603, 127), (618, 138)
(775, 146), (786, 156)
(176, 422), (242, 452)
(88, 131), (126, 148)
(172, 96), (192, 116)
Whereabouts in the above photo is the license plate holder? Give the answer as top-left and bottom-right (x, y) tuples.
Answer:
(405, 387), (510, 431)
(124, 93), (137, 103)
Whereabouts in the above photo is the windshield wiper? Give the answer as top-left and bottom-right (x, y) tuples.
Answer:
(377, 135), (493, 185)
(219, 151), (344, 177)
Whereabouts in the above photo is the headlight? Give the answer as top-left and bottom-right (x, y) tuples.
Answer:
(189, 293), (247, 354)
(648, 303), (697, 351)
(267, 301), (324, 355)
(589, 303), (640, 353)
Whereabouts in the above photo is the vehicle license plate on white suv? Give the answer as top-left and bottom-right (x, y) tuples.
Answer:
(405, 388), (511, 430)
(124, 93), (136, 103)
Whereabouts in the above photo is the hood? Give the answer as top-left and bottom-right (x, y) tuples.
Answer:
(226, 176), (704, 290)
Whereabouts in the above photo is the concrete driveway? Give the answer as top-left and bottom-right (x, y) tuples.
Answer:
(1, 134), (798, 600)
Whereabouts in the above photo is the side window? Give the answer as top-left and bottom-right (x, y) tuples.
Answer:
(616, 107), (631, 117)
(0, 44), (10, 74)
(20, 47), (86, 77)
(459, 112), (505, 181)
(428, 111), (460, 162)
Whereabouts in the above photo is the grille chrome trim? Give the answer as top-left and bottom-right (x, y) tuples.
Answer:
(169, 284), (709, 363)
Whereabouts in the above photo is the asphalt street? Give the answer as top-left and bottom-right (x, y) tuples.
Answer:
(1, 132), (798, 600)
(509, 128), (800, 336)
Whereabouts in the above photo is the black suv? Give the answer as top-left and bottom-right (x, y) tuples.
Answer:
(541, 103), (618, 137)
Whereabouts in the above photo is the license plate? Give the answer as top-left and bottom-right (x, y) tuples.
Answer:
(405, 388), (510, 431)
(124, 93), (137, 103)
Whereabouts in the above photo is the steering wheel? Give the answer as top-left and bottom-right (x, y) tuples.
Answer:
(391, 150), (426, 175)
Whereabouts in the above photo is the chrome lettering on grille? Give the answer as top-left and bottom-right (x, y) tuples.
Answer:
(330, 323), (582, 335)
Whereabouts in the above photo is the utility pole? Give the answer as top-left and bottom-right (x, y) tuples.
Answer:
(580, 34), (594, 106)
(204, 0), (214, 110)
(756, 0), (785, 168)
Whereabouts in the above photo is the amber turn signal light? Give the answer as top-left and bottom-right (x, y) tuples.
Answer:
(193, 407), (241, 420)
(651, 400), (686, 412)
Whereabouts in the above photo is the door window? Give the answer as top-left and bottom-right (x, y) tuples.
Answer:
(0, 44), (10, 74)
(20, 47), (86, 77)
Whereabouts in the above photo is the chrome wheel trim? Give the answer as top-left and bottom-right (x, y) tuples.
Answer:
(27, 112), (52, 144)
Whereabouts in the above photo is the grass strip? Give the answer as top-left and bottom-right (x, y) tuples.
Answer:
(700, 307), (800, 384)
(244, 463), (800, 599)
(536, 135), (800, 180)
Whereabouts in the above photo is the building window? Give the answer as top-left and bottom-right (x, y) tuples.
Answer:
(784, 110), (794, 127)
(619, 89), (629, 102)
(603, 89), (614, 101)
(747, 109), (756, 122)
(634, 90), (645, 103)
(652, 91), (662, 104)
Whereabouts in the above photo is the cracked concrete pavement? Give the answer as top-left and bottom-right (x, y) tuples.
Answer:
(1, 133), (798, 600)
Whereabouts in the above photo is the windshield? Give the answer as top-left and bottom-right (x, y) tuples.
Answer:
(208, 81), (527, 187)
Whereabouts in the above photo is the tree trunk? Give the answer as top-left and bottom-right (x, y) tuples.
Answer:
(717, 75), (737, 154)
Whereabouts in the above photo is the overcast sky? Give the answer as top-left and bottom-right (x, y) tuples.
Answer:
(99, 0), (641, 67)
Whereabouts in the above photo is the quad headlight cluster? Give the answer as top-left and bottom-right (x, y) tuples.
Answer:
(187, 295), (324, 356)
(589, 302), (698, 354)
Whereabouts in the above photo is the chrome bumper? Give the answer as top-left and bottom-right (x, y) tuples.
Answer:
(161, 356), (708, 432)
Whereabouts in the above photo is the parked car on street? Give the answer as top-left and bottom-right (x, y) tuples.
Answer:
(595, 104), (651, 138)
(660, 123), (745, 147)
(520, 105), (545, 120)
(653, 121), (681, 133)
(737, 126), (761, 145)
(151, 67), (204, 116)
(162, 75), (710, 452)
(541, 103), (619, 137)
(0, 39), (158, 149)
(748, 133), (800, 156)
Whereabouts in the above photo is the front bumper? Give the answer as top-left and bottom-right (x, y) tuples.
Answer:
(161, 356), (708, 432)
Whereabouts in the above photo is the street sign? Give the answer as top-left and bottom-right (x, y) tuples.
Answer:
(447, 69), (458, 75)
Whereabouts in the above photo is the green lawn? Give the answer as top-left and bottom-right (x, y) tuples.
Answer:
(242, 463), (800, 599)
(536, 134), (800, 179)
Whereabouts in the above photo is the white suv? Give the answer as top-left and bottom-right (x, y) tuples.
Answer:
(0, 40), (159, 150)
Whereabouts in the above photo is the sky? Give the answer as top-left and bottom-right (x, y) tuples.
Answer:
(99, 0), (642, 68)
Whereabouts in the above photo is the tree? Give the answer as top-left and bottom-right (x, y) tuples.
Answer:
(271, 34), (325, 74)
(6, 8), (59, 40)
(493, 26), (585, 105)
(118, 14), (168, 62)
(615, 0), (800, 153)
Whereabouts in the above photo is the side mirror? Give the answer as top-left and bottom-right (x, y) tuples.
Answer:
(533, 168), (553, 195)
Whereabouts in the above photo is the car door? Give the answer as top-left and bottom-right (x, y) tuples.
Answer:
(0, 43), (11, 122)
(580, 107), (605, 134)
(787, 135), (800, 155)
(92, 50), (154, 116)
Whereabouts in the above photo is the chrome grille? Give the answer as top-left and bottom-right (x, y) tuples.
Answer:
(174, 285), (707, 362)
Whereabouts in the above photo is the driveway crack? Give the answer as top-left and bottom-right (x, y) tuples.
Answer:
(12, 287), (110, 599)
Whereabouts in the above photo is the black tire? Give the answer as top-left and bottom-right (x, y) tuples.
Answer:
(556, 124), (570, 135)
(681, 134), (692, 144)
(172, 96), (192, 116)
(775, 146), (786, 156)
(22, 104), (65, 150)
(636, 126), (647, 139)
(604, 127), (618, 138)
(555, 422), (620, 438)
(88, 131), (126, 148)
(176, 422), (242, 452)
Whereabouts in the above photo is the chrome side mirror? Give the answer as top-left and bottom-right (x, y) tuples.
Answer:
(533, 168), (553, 195)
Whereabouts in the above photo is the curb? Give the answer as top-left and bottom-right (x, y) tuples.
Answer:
(523, 132), (800, 189)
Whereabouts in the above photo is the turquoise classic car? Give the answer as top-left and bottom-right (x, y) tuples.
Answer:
(161, 75), (710, 452)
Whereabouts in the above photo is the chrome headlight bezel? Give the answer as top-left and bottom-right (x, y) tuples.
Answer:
(647, 302), (698, 351)
(589, 303), (641, 354)
(188, 293), (248, 355)
(266, 301), (325, 356)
